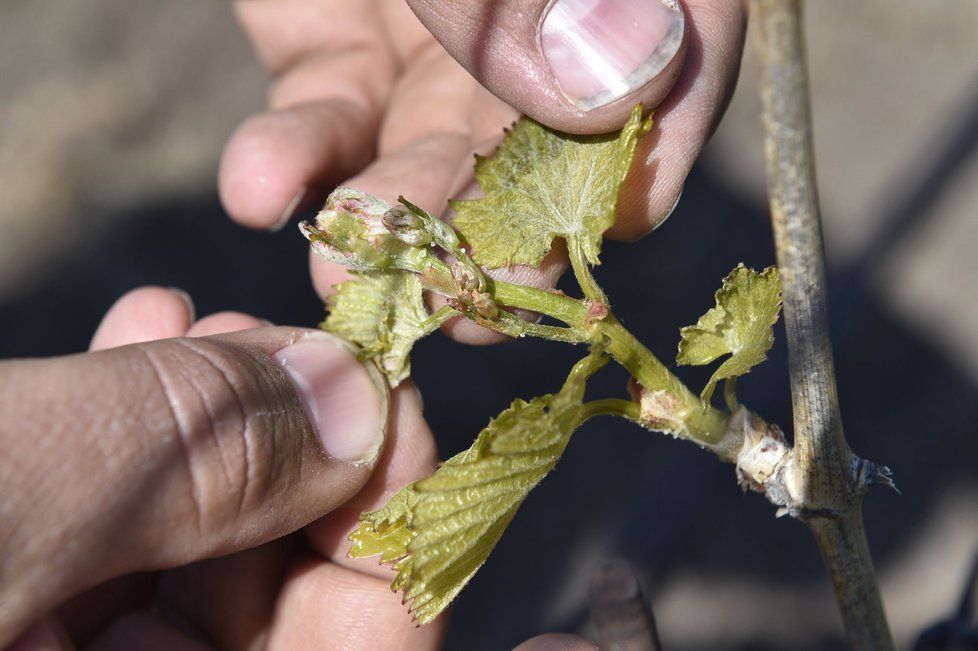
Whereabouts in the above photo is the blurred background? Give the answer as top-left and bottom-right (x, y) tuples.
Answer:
(2, 1), (976, 649)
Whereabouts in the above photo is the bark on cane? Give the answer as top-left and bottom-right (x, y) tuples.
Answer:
(752, 0), (895, 647)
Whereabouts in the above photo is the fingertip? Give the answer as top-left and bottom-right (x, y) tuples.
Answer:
(538, 0), (687, 119)
(90, 287), (195, 351)
(220, 102), (377, 231)
(304, 380), (437, 573)
(513, 633), (598, 651)
(186, 312), (267, 338)
(609, 133), (684, 242)
(272, 331), (388, 466)
(608, 0), (748, 241)
(267, 558), (445, 650)
(310, 251), (355, 300)
(407, 0), (687, 134)
(219, 111), (311, 230)
(6, 617), (72, 651)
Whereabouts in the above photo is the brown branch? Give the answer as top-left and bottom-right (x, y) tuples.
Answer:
(751, 0), (895, 648)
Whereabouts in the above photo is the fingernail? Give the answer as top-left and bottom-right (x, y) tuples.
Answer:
(269, 186), (307, 233)
(274, 334), (387, 465)
(540, 0), (685, 111)
(166, 287), (196, 323)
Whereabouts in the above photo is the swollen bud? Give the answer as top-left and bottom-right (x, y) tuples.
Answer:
(383, 205), (432, 247)
(299, 188), (426, 273)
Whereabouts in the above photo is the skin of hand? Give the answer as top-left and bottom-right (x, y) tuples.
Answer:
(220, 0), (748, 344)
(0, 288), (594, 651)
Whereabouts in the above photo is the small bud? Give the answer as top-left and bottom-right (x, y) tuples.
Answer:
(471, 292), (500, 320)
(585, 299), (609, 324)
(451, 262), (481, 294)
(383, 206), (432, 247)
(450, 262), (498, 319)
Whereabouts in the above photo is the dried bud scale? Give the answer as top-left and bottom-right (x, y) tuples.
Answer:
(451, 262), (498, 320)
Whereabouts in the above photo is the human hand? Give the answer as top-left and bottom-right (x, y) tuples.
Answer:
(0, 287), (444, 649)
(220, 0), (748, 343)
(0, 288), (595, 650)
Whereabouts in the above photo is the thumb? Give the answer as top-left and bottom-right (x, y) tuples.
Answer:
(0, 327), (387, 642)
(406, 0), (686, 133)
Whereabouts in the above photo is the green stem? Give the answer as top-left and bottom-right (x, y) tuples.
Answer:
(492, 280), (588, 329)
(568, 237), (609, 304)
(724, 378), (739, 412)
(419, 305), (459, 337)
(601, 317), (728, 444)
(419, 255), (728, 444)
(581, 398), (642, 422)
(470, 311), (589, 344)
(511, 320), (589, 343)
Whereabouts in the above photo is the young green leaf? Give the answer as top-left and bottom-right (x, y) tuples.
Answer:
(348, 351), (606, 624)
(677, 265), (782, 405)
(323, 271), (429, 387)
(452, 105), (653, 269)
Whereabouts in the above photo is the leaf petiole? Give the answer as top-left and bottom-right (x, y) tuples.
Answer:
(580, 398), (642, 422)
(418, 305), (460, 337)
(568, 236), (609, 305)
(464, 309), (590, 344)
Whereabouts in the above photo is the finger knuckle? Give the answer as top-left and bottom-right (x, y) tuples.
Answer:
(143, 339), (302, 535)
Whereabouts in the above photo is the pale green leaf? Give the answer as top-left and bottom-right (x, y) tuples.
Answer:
(348, 352), (604, 624)
(323, 271), (429, 387)
(452, 105), (653, 269)
(677, 265), (782, 404)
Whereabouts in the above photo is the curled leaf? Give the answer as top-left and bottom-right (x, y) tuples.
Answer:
(323, 271), (429, 387)
(300, 188), (427, 273)
(348, 352), (606, 624)
(677, 265), (782, 405)
(452, 105), (653, 269)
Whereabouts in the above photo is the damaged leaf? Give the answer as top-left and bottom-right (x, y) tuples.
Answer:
(677, 265), (782, 405)
(348, 352), (605, 624)
(452, 104), (653, 269)
(323, 271), (429, 387)
(300, 187), (427, 273)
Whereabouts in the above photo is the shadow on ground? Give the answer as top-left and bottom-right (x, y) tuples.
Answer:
(2, 163), (975, 650)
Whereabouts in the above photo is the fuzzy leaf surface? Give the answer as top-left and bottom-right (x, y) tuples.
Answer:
(348, 353), (603, 624)
(677, 265), (782, 404)
(323, 271), (428, 387)
(452, 105), (653, 269)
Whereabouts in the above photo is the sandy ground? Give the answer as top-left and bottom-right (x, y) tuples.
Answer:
(1, 1), (976, 649)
